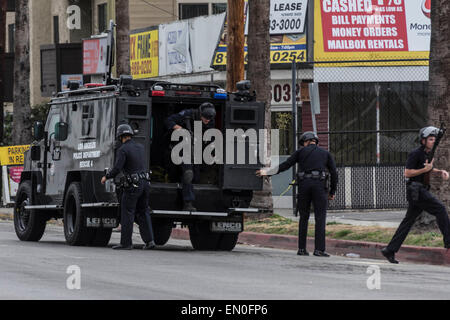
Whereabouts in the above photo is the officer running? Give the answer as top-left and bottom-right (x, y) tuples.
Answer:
(101, 124), (156, 250)
(256, 132), (338, 257)
(381, 126), (450, 264)
(165, 102), (216, 211)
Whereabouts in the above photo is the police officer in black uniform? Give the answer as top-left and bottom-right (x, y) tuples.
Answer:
(381, 126), (450, 264)
(101, 124), (156, 250)
(165, 102), (216, 211)
(256, 132), (338, 257)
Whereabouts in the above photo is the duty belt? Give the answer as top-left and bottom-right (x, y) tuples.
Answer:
(407, 181), (430, 191)
(298, 171), (328, 181)
(121, 171), (152, 188)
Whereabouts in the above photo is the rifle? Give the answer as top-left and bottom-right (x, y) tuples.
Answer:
(424, 123), (446, 185)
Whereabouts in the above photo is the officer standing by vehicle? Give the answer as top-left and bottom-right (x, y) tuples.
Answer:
(101, 124), (156, 250)
(165, 102), (216, 211)
(256, 132), (338, 257)
(381, 126), (450, 264)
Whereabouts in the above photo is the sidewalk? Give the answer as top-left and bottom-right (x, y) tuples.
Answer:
(276, 208), (405, 228)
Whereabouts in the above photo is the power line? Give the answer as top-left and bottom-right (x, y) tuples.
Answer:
(139, 0), (179, 19)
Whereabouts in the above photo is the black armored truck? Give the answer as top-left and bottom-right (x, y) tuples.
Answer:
(14, 77), (266, 251)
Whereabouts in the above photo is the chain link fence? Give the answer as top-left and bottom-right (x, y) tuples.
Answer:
(294, 59), (429, 210)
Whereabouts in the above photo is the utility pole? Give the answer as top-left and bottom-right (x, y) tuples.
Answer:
(0, 0), (6, 144)
(226, 0), (245, 92)
(247, 0), (272, 213)
(116, 0), (130, 76)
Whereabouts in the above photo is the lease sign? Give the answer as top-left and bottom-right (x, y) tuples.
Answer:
(314, 0), (430, 65)
(130, 27), (159, 79)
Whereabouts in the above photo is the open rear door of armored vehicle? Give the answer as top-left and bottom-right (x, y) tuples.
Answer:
(222, 94), (265, 191)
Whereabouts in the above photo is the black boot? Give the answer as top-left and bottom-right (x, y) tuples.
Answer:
(313, 250), (330, 257)
(381, 247), (399, 264)
(183, 201), (197, 212)
(297, 249), (309, 256)
(112, 244), (133, 250)
(143, 241), (156, 250)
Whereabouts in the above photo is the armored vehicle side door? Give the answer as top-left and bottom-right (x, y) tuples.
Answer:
(45, 106), (65, 199)
(223, 97), (265, 191)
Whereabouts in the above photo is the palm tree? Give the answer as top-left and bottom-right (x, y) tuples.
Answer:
(428, 0), (450, 207)
(116, 0), (130, 76)
(12, 0), (31, 145)
(416, 0), (450, 227)
(247, 0), (273, 213)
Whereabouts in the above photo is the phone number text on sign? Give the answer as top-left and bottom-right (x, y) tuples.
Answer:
(213, 47), (305, 66)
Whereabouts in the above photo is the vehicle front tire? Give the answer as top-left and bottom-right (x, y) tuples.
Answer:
(14, 181), (47, 242)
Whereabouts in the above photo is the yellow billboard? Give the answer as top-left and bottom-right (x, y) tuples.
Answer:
(314, 0), (430, 66)
(130, 27), (159, 79)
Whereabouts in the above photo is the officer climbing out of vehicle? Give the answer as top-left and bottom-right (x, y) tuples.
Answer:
(165, 102), (217, 211)
(381, 126), (450, 264)
(256, 132), (338, 257)
(101, 124), (156, 250)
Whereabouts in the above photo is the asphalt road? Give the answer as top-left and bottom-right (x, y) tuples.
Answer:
(0, 221), (449, 300)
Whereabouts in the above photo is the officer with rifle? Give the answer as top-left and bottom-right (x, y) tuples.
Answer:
(256, 132), (338, 257)
(382, 125), (450, 264)
(165, 103), (217, 211)
(101, 124), (156, 250)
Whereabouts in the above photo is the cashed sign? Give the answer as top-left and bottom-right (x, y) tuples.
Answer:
(314, 0), (430, 65)
(130, 26), (159, 79)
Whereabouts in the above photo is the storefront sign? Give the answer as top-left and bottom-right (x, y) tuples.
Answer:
(245, 0), (309, 35)
(130, 27), (159, 79)
(314, 0), (430, 65)
(0, 145), (29, 205)
(83, 36), (108, 75)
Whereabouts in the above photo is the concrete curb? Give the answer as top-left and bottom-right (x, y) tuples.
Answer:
(172, 228), (450, 266)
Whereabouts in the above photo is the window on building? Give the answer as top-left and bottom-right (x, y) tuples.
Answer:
(53, 16), (59, 44)
(179, 3), (209, 19)
(8, 24), (14, 53)
(98, 3), (108, 33)
(212, 3), (227, 14)
(271, 111), (294, 156)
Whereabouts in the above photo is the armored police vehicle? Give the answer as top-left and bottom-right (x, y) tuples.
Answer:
(14, 77), (265, 251)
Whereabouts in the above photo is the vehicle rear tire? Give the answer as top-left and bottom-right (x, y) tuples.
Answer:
(188, 221), (221, 251)
(63, 182), (95, 246)
(88, 228), (112, 247)
(14, 181), (47, 242)
(216, 233), (239, 251)
(152, 219), (172, 246)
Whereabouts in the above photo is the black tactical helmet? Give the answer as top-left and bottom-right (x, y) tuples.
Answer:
(299, 131), (319, 145)
(200, 102), (216, 120)
(116, 123), (134, 139)
(419, 126), (440, 144)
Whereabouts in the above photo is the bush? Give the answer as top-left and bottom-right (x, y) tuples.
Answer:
(1, 102), (50, 146)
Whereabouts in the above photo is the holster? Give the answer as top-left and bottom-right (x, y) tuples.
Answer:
(407, 182), (423, 202)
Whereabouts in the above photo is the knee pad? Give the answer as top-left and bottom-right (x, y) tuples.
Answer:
(183, 170), (194, 184)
